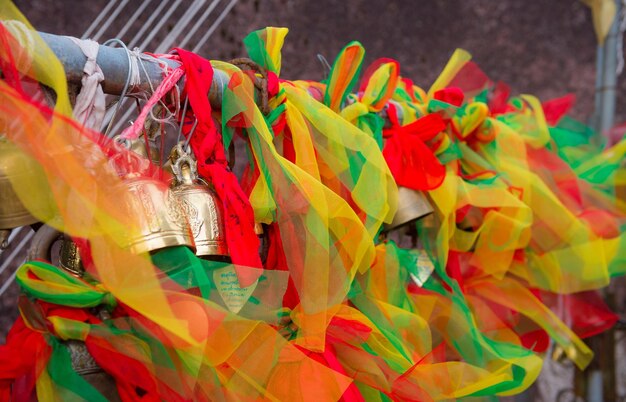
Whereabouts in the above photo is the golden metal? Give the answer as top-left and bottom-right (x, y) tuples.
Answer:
(383, 187), (434, 232)
(170, 144), (228, 258)
(113, 135), (160, 165)
(254, 223), (264, 235)
(0, 138), (38, 229)
(120, 176), (195, 254)
(59, 236), (85, 277)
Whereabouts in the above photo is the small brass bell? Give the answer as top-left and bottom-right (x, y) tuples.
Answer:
(120, 175), (195, 254)
(0, 138), (39, 229)
(59, 235), (85, 277)
(113, 135), (160, 165)
(170, 143), (228, 258)
(107, 141), (195, 254)
(383, 186), (434, 232)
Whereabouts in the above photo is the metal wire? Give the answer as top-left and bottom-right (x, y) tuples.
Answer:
(102, 38), (134, 138)
(128, 0), (169, 49)
(2, 0), (241, 273)
(156, 0), (207, 53)
(137, 0), (184, 51)
(0, 228), (33, 279)
(0, 227), (25, 256)
(116, 0), (154, 41)
(192, 0), (240, 53)
(92, 0), (130, 42)
(179, 0), (221, 49)
(81, 0), (118, 39)
(109, 0), (239, 135)
(0, 259), (23, 298)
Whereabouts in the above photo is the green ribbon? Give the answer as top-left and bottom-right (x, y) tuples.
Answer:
(16, 261), (116, 309)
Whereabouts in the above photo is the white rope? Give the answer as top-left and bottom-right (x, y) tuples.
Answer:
(81, 0), (118, 39)
(116, 0), (154, 41)
(92, 0), (130, 42)
(179, 0), (221, 49)
(110, 0), (231, 134)
(192, 0), (240, 53)
(156, 0), (207, 53)
(113, 0), (239, 134)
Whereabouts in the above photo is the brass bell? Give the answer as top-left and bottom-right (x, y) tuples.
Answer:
(383, 186), (434, 232)
(120, 175), (195, 254)
(0, 137), (39, 229)
(113, 135), (160, 165)
(106, 138), (195, 254)
(170, 143), (228, 258)
(59, 235), (85, 277)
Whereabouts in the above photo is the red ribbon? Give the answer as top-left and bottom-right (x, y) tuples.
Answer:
(382, 104), (446, 191)
(174, 48), (262, 287)
(542, 94), (575, 126)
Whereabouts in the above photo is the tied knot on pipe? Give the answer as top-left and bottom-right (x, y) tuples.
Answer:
(229, 57), (276, 115)
(67, 37), (105, 130)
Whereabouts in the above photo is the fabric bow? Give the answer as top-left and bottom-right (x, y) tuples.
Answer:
(382, 104), (446, 191)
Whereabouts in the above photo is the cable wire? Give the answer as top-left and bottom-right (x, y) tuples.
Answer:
(192, 0), (239, 53)
(179, 0), (221, 49)
(156, 0), (207, 53)
(116, 0), (154, 41)
(92, 0), (130, 42)
(81, 0), (118, 39)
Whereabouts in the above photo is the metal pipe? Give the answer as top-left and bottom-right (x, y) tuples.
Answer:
(599, 0), (621, 135)
(38, 31), (225, 107)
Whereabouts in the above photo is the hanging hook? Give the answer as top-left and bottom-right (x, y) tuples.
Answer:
(317, 54), (332, 80)
(184, 118), (199, 153)
(177, 95), (190, 144)
(102, 38), (133, 138)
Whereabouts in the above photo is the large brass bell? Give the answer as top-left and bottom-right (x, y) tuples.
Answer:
(108, 142), (195, 254)
(383, 186), (434, 232)
(170, 143), (228, 258)
(0, 137), (39, 229)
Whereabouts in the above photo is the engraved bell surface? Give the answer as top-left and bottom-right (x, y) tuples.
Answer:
(120, 175), (195, 254)
(59, 235), (85, 277)
(107, 138), (195, 255)
(170, 143), (228, 258)
(0, 137), (39, 229)
(383, 186), (434, 232)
